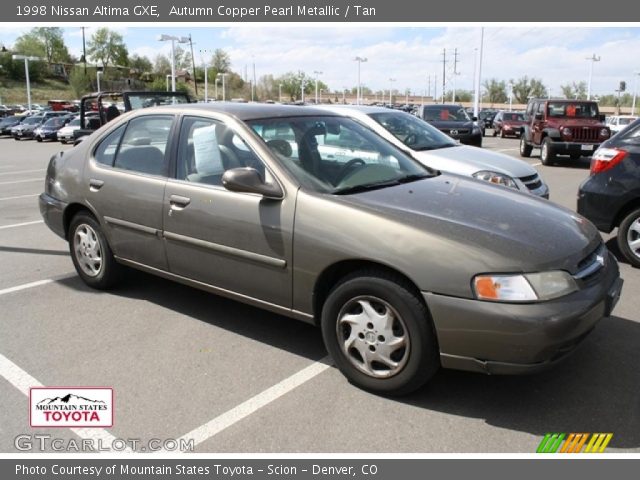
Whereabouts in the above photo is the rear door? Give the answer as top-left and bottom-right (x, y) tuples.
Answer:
(84, 114), (176, 269)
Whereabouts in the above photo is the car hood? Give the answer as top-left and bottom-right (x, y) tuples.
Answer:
(340, 173), (599, 274)
(427, 120), (475, 129)
(412, 144), (537, 178)
(551, 118), (604, 127)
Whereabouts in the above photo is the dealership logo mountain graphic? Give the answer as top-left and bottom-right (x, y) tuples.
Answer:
(37, 393), (106, 405)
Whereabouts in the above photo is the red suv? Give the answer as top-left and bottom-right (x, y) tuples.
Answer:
(520, 99), (610, 165)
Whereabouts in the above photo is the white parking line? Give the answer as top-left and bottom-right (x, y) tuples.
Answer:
(0, 278), (58, 296)
(0, 169), (45, 176)
(493, 148), (520, 153)
(0, 178), (42, 186)
(0, 353), (131, 453)
(532, 162), (542, 166)
(0, 194), (39, 201)
(172, 357), (331, 450)
(0, 220), (44, 230)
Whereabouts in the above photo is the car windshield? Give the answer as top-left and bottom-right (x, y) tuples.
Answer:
(44, 118), (64, 127)
(619, 117), (637, 126)
(67, 118), (80, 127)
(247, 115), (435, 194)
(503, 113), (525, 121)
(547, 102), (599, 118)
(422, 106), (470, 122)
(23, 117), (43, 125)
(368, 111), (458, 151)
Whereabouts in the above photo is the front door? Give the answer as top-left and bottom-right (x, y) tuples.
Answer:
(162, 115), (295, 308)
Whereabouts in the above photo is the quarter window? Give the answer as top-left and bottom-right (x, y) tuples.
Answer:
(113, 115), (173, 176)
(94, 124), (125, 166)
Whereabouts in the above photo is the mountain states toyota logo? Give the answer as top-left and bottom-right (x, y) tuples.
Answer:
(30, 388), (113, 428)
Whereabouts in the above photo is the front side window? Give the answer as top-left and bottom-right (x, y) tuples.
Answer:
(113, 115), (173, 176)
(248, 116), (433, 194)
(177, 116), (265, 186)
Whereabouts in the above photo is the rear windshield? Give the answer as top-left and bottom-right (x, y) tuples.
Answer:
(422, 106), (470, 122)
(503, 113), (524, 121)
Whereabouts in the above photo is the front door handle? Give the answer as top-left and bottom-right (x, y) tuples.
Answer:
(169, 195), (191, 209)
(89, 179), (104, 191)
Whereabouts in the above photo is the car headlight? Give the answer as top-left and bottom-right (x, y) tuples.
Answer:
(472, 170), (519, 190)
(600, 128), (610, 138)
(473, 271), (578, 302)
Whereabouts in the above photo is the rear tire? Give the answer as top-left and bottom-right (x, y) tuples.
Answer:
(68, 212), (121, 289)
(540, 137), (556, 166)
(321, 270), (440, 396)
(617, 208), (640, 268)
(520, 135), (533, 157)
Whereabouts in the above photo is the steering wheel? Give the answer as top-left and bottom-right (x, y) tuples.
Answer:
(334, 158), (366, 184)
(403, 133), (418, 146)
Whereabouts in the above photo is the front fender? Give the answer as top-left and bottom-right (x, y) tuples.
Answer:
(543, 128), (562, 140)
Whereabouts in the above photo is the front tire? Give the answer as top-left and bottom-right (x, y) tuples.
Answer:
(540, 137), (556, 165)
(68, 212), (121, 289)
(617, 208), (640, 268)
(520, 135), (533, 157)
(321, 270), (440, 396)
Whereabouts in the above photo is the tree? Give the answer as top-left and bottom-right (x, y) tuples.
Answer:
(560, 81), (587, 100)
(211, 49), (231, 73)
(511, 76), (547, 103)
(87, 28), (128, 72)
(482, 78), (507, 103)
(14, 28), (70, 64)
(129, 54), (153, 77)
(448, 89), (473, 103)
(153, 54), (171, 75)
(68, 67), (91, 98)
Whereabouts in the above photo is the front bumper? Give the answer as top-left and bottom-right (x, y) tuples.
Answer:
(38, 193), (67, 239)
(548, 141), (602, 157)
(424, 252), (622, 374)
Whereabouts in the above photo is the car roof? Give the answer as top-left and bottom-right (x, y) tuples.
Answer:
(158, 102), (339, 121)
(422, 104), (464, 109)
(313, 104), (391, 115)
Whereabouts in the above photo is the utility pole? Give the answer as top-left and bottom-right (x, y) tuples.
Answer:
(441, 48), (446, 104)
(452, 48), (459, 103)
(434, 74), (438, 104)
(586, 54), (601, 100)
(188, 34), (198, 96)
(427, 75), (431, 99)
(81, 27), (87, 76)
(252, 56), (256, 101)
(473, 28), (484, 119)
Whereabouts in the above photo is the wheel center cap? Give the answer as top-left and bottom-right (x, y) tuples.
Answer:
(365, 332), (376, 344)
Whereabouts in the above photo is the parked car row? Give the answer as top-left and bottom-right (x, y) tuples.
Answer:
(39, 102), (624, 396)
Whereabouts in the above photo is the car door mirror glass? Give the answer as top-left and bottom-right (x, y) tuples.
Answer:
(222, 167), (283, 199)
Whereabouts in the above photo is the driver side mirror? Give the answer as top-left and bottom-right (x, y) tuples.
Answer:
(222, 167), (283, 199)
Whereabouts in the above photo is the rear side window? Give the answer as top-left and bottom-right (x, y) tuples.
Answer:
(94, 125), (125, 166)
(113, 115), (173, 176)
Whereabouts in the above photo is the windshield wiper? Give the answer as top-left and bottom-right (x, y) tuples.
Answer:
(413, 143), (458, 151)
(332, 173), (431, 195)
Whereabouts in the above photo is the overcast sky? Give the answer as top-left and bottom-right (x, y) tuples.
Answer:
(1, 25), (638, 96)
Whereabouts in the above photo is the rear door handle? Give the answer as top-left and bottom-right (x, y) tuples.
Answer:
(89, 179), (104, 191)
(169, 195), (191, 209)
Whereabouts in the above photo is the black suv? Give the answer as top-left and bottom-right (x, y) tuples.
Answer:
(417, 104), (483, 147)
(520, 99), (610, 165)
(578, 118), (640, 267)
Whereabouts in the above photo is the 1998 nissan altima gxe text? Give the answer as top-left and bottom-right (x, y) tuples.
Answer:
(39, 104), (623, 395)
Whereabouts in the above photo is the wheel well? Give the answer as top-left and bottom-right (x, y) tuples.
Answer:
(312, 260), (424, 324)
(613, 198), (640, 229)
(62, 203), (94, 240)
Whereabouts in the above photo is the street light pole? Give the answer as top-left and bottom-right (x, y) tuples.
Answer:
(586, 54), (601, 100)
(389, 78), (396, 105)
(632, 71), (640, 116)
(508, 81), (514, 111)
(217, 73), (228, 101)
(314, 70), (323, 104)
(12, 55), (41, 112)
(300, 74), (306, 103)
(166, 74), (171, 92)
(159, 34), (189, 92)
(96, 71), (103, 92)
(354, 56), (367, 105)
(279, 84), (283, 103)
(215, 78), (219, 100)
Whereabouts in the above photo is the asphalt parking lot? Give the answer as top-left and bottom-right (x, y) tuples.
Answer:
(1, 132), (639, 453)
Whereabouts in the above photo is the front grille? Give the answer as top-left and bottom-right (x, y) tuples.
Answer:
(569, 127), (600, 142)
(574, 243), (606, 283)
(519, 173), (543, 191)
(442, 128), (469, 135)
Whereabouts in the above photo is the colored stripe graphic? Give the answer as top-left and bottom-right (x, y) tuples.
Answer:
(538, 433), (613, 453)
(537, 433), (565, 453)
